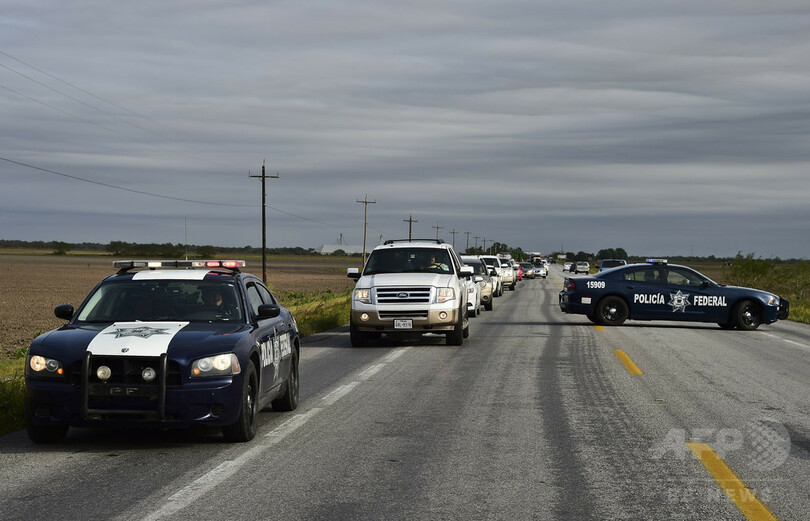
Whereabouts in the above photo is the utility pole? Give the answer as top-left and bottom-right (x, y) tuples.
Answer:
(449, 229), (458, 249)
(482, 237), (488, 253)
(250, 160), (279, 283)
(473, 235), (480, 249)
(432, 221), (443, 241)
(356, 194), (376, 264)
(403, 214), (418, 240)
(464, 231), (471, 252)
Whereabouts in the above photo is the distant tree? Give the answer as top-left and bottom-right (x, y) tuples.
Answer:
(107, 241), (128, 256)
(51, 241), (71, 255)
(331, 249), (346, 256)
(197, 245), (216, 258)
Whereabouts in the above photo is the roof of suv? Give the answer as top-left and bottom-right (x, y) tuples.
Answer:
(374, 239), (451, 250)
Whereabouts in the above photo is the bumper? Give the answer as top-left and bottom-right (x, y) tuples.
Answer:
(559, 291), (591, 315)
(350, 305), (462, 332)
(25, 376), (244, 429)
(778, 298), (790, 320)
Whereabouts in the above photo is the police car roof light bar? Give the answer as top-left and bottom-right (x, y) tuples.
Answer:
(646, 258), (668, 265)
(113, 260), (246, 273)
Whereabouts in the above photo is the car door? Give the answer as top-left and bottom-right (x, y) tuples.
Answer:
(620, 267), (671, 320)
(663, 267), (728, 323)
(245, 280), (285, 394)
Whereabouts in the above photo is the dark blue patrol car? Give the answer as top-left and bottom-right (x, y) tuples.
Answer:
(559, 259), (789, 329)
(25, 260), (299, 443)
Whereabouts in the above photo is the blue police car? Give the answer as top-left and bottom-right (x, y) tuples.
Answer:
(559, 259), (789, 329)
(25, 260), (299, 443)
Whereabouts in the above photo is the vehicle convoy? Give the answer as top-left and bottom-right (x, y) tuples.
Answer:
(461, 256), (495, 311)
(483, 254), (515, 291)
(25, 260), (299, 443)
(559, 259), (789, 329)
(347, 239), (473, 346)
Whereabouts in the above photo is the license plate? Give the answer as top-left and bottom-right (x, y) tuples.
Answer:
(393, 319), (413, 329)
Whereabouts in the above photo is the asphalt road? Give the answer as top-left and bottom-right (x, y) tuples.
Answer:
(2, 266), (809, 520)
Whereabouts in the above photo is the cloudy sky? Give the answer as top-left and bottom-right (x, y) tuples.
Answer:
(2, 1), (809, 259)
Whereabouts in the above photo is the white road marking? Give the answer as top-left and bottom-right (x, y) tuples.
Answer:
(137, 347), (412, 520)
(762, 332), (810, 351)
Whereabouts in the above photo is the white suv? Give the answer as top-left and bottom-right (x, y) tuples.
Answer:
(347, 240), (473, 346)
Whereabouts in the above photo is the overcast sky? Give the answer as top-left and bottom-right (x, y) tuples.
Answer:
(2, 1), (809, 259)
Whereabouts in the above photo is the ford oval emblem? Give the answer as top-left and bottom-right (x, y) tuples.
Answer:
(397, 292), (408, 298)
(121, 347), (129, 353)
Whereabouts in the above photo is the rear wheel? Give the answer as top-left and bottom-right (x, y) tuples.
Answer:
(596, 296), (628, 326)
(222, 361), (259, 442)
(485, 299), (493, 311)
(271, 351), (299, 411)
(733, 300), (762, 330)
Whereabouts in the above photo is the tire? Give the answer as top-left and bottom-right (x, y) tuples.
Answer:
(733, 300), (762, 331)
(350, 322), (370, 347)
(222, 361), (259, 442)
(462, 316), (470, 339)
(717, 322), (734, 330)
(25, 407), (68, 443)
(586, 313), (599, 324)
(596, 296), (628, 326)
(447, 318), (464, 346)
(271, 351), (299, 412)
(485, 299), (493, 311)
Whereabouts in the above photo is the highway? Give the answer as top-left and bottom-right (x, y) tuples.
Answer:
(1, 266), (809, 520)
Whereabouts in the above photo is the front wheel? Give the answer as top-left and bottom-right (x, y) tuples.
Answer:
(25, 406), (68, 443)
(596, 296), (628, 326)
(222, 361), (259, 442)
(733, 300), (762, 330)
(350, 322), (370, 347)
(447, 318), (464, 346)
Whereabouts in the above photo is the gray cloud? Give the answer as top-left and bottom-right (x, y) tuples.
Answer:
(2, 1), (809, 258)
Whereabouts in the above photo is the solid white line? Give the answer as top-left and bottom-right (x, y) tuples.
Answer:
(321, 381), (360, 405)
(383, 347), (410, 363)
(761, 332), (810, 351)
(359, 363), (385, 380)
(140, 408), (321, 521)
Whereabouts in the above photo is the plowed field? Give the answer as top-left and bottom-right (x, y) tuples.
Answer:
(0, 254), (356, 357)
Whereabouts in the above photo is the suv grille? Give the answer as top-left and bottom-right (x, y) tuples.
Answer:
(376, 286), (431, 304)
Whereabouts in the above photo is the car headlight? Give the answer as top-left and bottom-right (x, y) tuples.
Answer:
(191, 354), (241, 377)
(354, 289), (371, 304)
(767, 296), (778, 306)
(27, 355), (63, 376)
(436, 288), (456, 303)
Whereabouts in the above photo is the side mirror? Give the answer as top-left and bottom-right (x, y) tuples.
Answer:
(54, 304), (74, 321)
(459, 266), (474, 278)
(257, 304), (281, 319)
(474, 275), (483, 283)
(347, 267), (361, 281)
(489, 269), (498, 277)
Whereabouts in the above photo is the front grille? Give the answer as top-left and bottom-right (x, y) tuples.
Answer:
(376, 286), (431, 304)
(81, 353), (176, 421)
(379, 311), (429, 318)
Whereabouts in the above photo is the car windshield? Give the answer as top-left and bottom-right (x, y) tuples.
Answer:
(75, 280), (245, 323)
(363, 248), (454, 275)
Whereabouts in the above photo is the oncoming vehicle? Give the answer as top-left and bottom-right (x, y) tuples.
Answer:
(347, 239), (473, 346)
(599, 259), (627, 272)
(574, 261), (590, 274)
(559, 259), (789, 329)
(25, 260), (300, 443)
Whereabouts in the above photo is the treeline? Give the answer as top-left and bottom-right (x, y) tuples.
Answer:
(0, 239), (323, 257)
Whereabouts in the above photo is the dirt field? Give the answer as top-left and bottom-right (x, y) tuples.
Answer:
(0, 254), (358, 357)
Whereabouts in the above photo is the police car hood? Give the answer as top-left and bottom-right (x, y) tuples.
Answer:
(37, 321), (252, 359)
(357, 272), (458, 289)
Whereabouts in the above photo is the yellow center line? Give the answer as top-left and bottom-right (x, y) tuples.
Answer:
(593, 325), (604, 331)
(613, 350), (643, 375)
(686, 442), (778, 521)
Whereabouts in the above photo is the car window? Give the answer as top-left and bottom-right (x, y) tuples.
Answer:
(623, 268), (662, 283)
(246, 283), (264, 317)
(666, 268), (709, 287)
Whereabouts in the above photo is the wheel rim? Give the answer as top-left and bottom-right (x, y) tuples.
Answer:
(246, 377), (257, 428)
(603, 301), (625, 323)
(741, 305), (759, 327)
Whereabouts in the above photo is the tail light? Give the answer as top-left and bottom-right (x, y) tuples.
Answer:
(565, 279), (576, 290)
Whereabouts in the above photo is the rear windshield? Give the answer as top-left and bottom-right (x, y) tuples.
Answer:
(75, 279), (245, 323)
